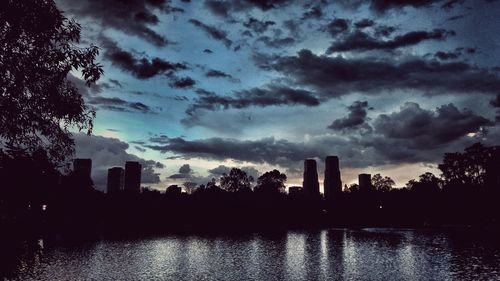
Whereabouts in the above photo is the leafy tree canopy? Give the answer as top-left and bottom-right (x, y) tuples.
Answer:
(406, 172), (442, 192)
(372, 173), (395, 192)
(0, 0), (102, 164)
(255, 169), (287, 193)
(439, 143), (500, 188)
(220, 168), (253, 193)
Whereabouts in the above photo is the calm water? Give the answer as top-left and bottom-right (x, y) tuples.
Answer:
(3, 229), (500, 280)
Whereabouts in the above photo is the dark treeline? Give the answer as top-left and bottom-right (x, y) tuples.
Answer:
(1, 143), (499, 238)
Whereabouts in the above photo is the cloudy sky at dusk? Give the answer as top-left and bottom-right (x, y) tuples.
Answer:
(56, 0), (500, 191)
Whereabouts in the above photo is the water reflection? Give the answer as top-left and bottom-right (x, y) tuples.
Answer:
(2, 229), (500, 280)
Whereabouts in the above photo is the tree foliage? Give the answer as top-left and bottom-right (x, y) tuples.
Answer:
(255, 169), (287, 193)
(438, 143), (500, 188)
(220, 168), (253, 193)
(0, 0), (102, 164)
(406, 172), (442, 192)
(372, 173), (395, 191)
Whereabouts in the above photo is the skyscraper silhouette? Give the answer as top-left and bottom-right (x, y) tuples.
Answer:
(107, 167), (124, 194)
(73, 158), (91, 178)
(358, 173), (372, 191)
(124, 161), (141, 193)
(324, 156), (342, 201)
(303, 159), (319, 196)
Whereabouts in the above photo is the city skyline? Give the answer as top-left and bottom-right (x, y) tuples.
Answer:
(78, 156), (417, 194)
(53, 0), (500, 191)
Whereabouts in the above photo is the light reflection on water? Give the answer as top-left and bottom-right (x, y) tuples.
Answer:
(2, 229), (500, 280)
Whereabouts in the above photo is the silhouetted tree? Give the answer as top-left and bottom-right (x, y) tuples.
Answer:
(372, 174), (395, 192)
(205, 178), (219, 190)
(439, 143), (500, 188)
(254, 169), (287, 193)
(406, 172), (442, 192)
(166, 185), (182, 195)
(344, 183), (360, 193)
(220, 168), (253, 192)
(183, 181), (198, 194)
(0, 0), (102, 164)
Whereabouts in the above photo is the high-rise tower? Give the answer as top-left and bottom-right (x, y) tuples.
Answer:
(107, 167), (124, 194)
(324, 156), (342, 201)
(303, 159), (319, 196)
(358, 173), (372, 191)
(124, 161), (141, 193)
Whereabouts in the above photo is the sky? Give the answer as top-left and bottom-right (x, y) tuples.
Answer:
(55, 0), (500, 192)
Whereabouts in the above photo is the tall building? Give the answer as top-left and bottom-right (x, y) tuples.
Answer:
(73, 158), (92, 178)
(303, 159), (319, 196)
(124, 161), (142, 193)
(107, 167), (124, 194)
(359, 173), (372, 191)
(324, 156), (342, 201)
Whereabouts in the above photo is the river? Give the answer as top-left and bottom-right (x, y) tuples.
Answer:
(2, 228), (500, 280)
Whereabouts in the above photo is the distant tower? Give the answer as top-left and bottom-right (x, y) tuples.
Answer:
(324, 156), (342, 201)
(124, 161), (141, 193)
(73, 158), (92, 178)
(359, 173), (372, 191)
(303, 159), (320, 196)
(107, 167), (124, 194)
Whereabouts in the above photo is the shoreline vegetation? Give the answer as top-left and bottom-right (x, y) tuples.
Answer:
(1, 143), (499, 239)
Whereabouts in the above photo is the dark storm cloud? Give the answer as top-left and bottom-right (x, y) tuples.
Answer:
(185, 86), (320, 115)
(373, 102), (493, 148)
(108, 79), (123, 88)
(207, 165), (260, 180)
(142, 133), (398, 169)
(434, 50), (460, 60)
(354, 19), (375, 28)
(205, 69), (231, 78)
(374, 25), (397, 37)
(169, 76), (196, 88)
(446, 14), (467, 21)
(302, 5), (323, 20)
(441, 0), (465, 9)
(257, 36), (296, 48)
(327, 29), (454, 53)
(145, 136), (321, 166)
(101, 37), (186, 79)
(74, 133), (164, 190)
(204, 0), (232, 17)
(283, 19), (302, 38)
(188, 19), (232, 48)
(179, 164), (193, 174)
(203, 49), (214, 53)
(264, 49), (500, 98)
(324, 18), (350, 37)
(87, 96), (155, 114)
(168, 163), (193, 178)
(149, 135), (170, 144)
(205, 69), (238, 82)
(245, 0), (289, 10)
(328, 101), (372, 131)
(146, 100), (498, 170)
(369, 0), (438, 13)
(243, 17), (276, 33)
(58, 0), (182, 46)
(204, 0), (290, 17)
